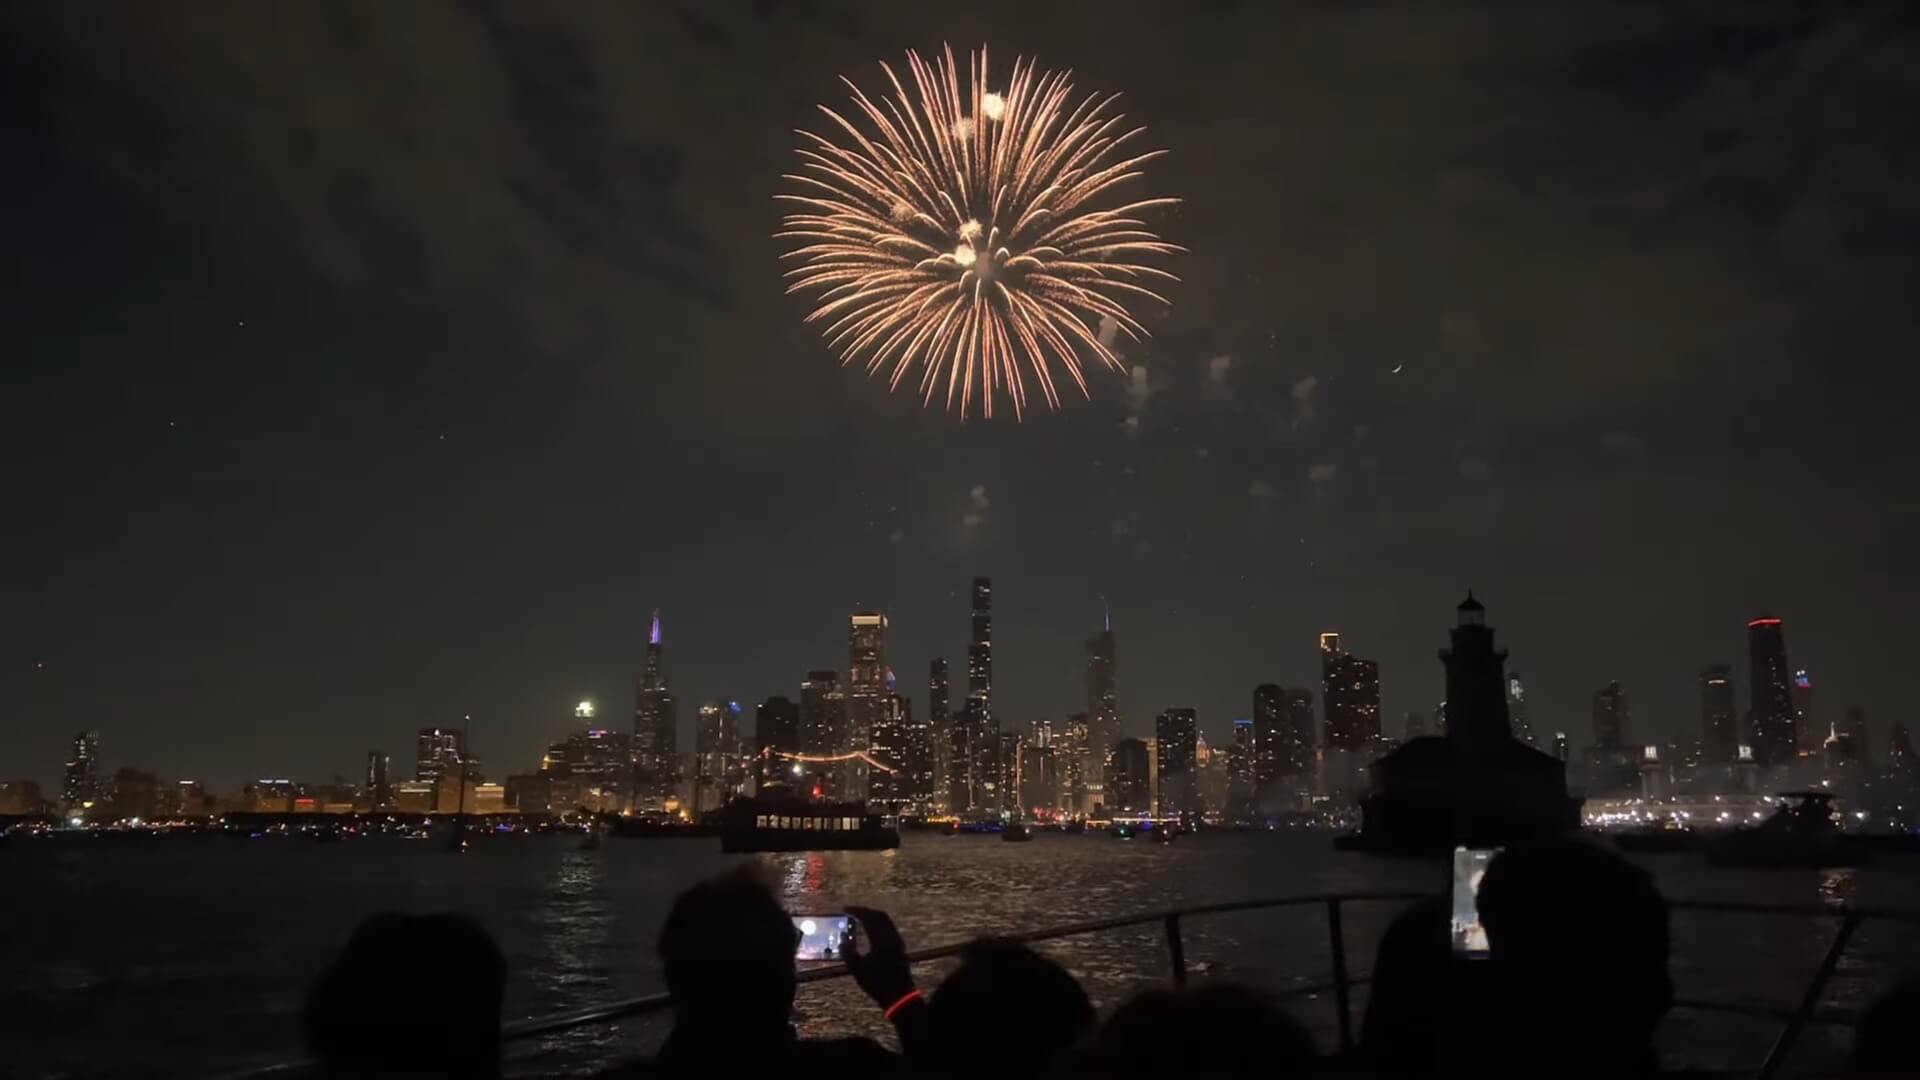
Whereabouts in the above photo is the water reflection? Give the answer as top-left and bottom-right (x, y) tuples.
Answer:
(1818, 867), (1857, 908)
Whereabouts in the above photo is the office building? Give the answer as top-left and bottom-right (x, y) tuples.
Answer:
(693, 701), (744, 817)
(899, 683), (935, 815)
(799, 669), (847, 799)
(365, 750), (390, 810)
(1106, 737), (1151, 814)
(542, 720), (631, 814)
(1155, 708), (1199, 815)
(1792, 670), (1820, 753)
(929, 658), (952, 814)
(843, 612), (889, 803)
(1841, 707), (1870, 769)
(1321, 633), (1382, 750)
(754, 695), (801, 792)
(961, 577), (999, 813)
(1017, 740), (1058, 815)
(1591, 682), (1629, 748)
(1506, 674), (1535, 747)
(415, 726), (465, 784)
(62, 730), (101, 813)
(1085, 608), (1121, 809)
(1887, 723), (1919, 792)
(1254, 684), (1315, 788)
(632, 610), (679, 807)
(1226, 717), (1257, 820)
(1057, 712), (1089, 813)
(868, 673), (916, 812)
(1698, 665), (1737, 762)
(1746, 617), (1798, 766)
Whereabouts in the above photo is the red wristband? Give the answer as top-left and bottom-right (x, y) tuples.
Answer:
(883, 988), (924, 1020)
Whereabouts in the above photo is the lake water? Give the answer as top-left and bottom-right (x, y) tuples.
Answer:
(7, 831), (1920, 1078)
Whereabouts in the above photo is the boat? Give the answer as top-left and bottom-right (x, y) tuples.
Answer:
(719, 794), (899, 853)
(1150, 825), (1177, 844)
(1109, 823), (1136, 839)
(1707, 792), (1871, 867)
(1001, 822), (1033, 842)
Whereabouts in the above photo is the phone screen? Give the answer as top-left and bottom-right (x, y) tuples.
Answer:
(792, 914), (853, 962)
(1450, 845), (1499, 957)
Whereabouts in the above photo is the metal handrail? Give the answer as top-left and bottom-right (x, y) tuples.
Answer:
(229, 893), (1920, 1079)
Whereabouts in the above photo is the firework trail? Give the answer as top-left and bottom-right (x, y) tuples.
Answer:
(777, 45), (1182, 420)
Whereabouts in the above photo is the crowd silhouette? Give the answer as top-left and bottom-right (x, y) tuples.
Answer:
(301, 838), (1920, 1078)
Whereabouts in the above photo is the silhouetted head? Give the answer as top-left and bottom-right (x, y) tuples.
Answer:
(658, 867), (796, 1032)
(1477, 839), (1671, 1072)
(1095, 983), (1315, 1074)
(930, 940), (1094, 1075)
(303, 913), (505, 1080)
(1853, 977), (1920, 1076)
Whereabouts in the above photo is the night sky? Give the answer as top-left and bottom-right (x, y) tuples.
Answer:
(4, 2), (1916, 790)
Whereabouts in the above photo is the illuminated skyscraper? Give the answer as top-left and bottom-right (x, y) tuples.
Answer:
(1226, 717), (1256, 819)
(365, 750), (390, 810)
(845, 612), (889, 802)
(414, 726), (465, 783)
(754, 696), (800, 791)
(1085, 607), (1120, 807)
(929, 658), (953, 814)
(632, 610), (679, 807)
(868, 670), (917, 812)
(1700, 664), (1737, 762)
(1106, 737), (1151, 814)
(1591, 682), (1629, 748)
(1792, 669), (1820, 752)
(1321, 633), (1382, 749)
(1155, 708), (1198, 814)
(62, 730), (101, 813)
(1746, 617), (1797, 766)
(899, 680), (934, 814)
(961, 577), (998, 812)
(1253, 683), (1316, 789)
(1506, 674), (1535, 747)
(693, 701), (743, 817)
(799, 669), (847, 798)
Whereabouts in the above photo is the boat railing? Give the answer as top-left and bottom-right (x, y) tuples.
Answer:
(228, 892), (1920, 1080)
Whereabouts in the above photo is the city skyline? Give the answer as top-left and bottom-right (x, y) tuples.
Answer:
(5, 4), (1913, 793)
(9, 590), (1881, 796)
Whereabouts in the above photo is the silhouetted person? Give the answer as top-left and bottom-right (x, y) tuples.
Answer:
(926, 940), (1094, 1077)
(303, 913), (505, 1080)
(1091, 983), (1315, 1075)
(602, 868), (920, 1076)
(1476, 838), (1671, 1075)
(1852, 977), (1920, 1077)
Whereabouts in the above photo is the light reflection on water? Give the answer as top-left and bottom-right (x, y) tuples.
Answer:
(7, 832), (1920, 1078)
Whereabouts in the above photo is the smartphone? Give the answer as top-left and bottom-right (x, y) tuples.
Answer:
(792, 914), (853, 962)
(1449, 845), (1499, 958)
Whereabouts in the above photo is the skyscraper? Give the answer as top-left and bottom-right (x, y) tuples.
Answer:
(868, 670), (914, 812)
(754, 696), (801, 791)
(365, 750), (390, 810)
(1155, 707), (1198, 815)
(1591, 682), (1629, 748)
(1106, 737), (1151, 814)
(414, 726), (465, 783)
(62, 730), (100, 813)
(1226, 717), (1256, 819)
(693, 701), (743, 817)
(1841, 707), (1871, 770)
(899, 680), (934, 815)
(799, 669), (846, 798)
(1085, 608), (1120, 808)
(1506, 674), (1535, 747)
(1253, 684), (1314, 790)
(928, 658), (952, 814)
(1700, 664), (1737, 762)
(1792, 669), (1820, 752)
(962, 577), (998, 813)
(1746, 617), (1797, 766)
(632, 610), (679, 808)
(1320, 632), (1382, 749)
(845, 612), (889, 802)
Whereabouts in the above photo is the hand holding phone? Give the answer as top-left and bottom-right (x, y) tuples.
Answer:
(792, 914), (853, 962)
(1450, 845), (1499, 957)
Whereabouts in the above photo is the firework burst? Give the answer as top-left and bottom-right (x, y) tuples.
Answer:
(777, 45), (1182, 420)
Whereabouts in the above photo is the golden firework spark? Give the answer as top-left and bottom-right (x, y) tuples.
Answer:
(777, 45), (1182, 420)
